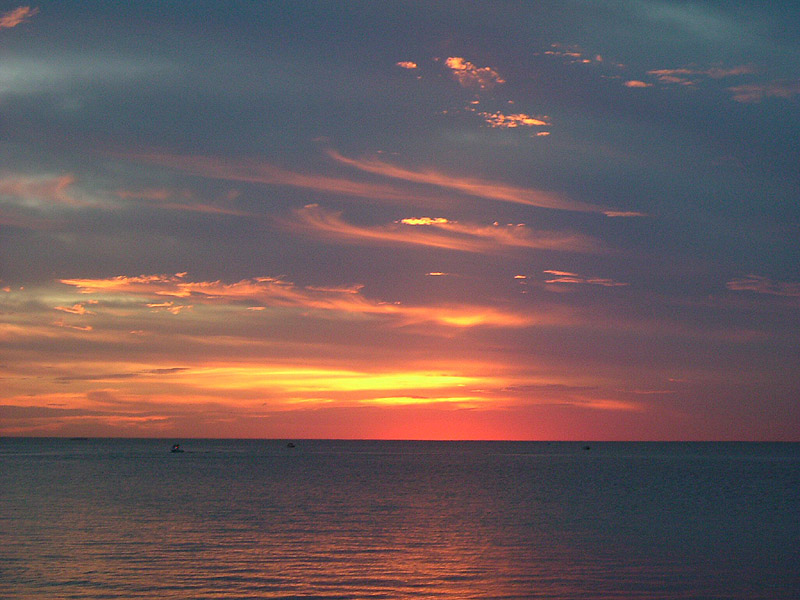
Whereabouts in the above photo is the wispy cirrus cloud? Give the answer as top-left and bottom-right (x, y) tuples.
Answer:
(58, 272), (535, 328)
(543, 270), (629, 287)
(327, 150), (643, 216)
(647, 65), (755, 85)
(726, 275), (800, 297)
(728, 80), (800, 104)
(113, 187), (250, 216)
(131, 149), (644, 216)
(282, 204), (602, 254)
(128, 152), (452, 208)
(443, 57), (505, 89)
(0, 173), (83, 207)
(636, 64), (792, 104)
(0, 173), (247, 216)
(55, 367), (191, 383)
(499, 383), (645, 412)
(0, 6), (38, 29)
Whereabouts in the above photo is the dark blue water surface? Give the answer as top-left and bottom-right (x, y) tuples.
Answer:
(1, 439), (798, 599)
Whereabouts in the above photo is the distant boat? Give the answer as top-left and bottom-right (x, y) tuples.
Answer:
(171, 444), (184, 453)
(286, 442), (296, 448)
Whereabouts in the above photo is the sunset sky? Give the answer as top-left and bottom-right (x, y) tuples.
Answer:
(1, 2), (798, 440)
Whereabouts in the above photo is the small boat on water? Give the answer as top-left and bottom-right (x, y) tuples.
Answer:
(171, 443), (184, 453)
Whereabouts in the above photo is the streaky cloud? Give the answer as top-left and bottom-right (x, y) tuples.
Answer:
(282, 204), (603, 254)
(127, 151), (452, 208)
(113, 188), (251, 216)
(130, 149), (644, 216)
(543, 269), (628, 287)
(726, 275), (800, 297)
(327, 150), (642, 216)
(647, 65), (755, 83)
(58, 272), (536, 328)
(0, 173), (83, 207)
(728, 80), (800, 104)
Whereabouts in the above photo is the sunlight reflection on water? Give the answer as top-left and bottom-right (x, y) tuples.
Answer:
(1, 439), (798, 599)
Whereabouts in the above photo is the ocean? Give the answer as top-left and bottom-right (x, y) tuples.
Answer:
(1, 438), (798, 599)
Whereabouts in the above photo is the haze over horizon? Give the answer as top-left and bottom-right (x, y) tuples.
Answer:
(1, 2), (798, 440)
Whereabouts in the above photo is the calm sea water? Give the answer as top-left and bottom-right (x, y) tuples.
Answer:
(1, 439), (798, 599)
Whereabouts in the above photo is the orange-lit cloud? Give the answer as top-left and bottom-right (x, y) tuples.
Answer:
(649, 68), (688, 79)
(444, 57), (505, 89)
(132, 150), (645, 217)
(704, 66), (756, 78)
(129, 152), (451, 208)
(647, 65), (755, 87)
(0, 173), (83, 206)
(543, 269), (628, 287)
(728, 80), (800, 104)
(0, 6), (38, 29)
(474, 111), (550, 129)
(283, 204), (602, 254)
(576, 398), (644, 411)
(603, 210), (647, 218)
(51, 320), (92, 332)
(544, 49), (583, 59)
(624, 80), (652, 88)
(399, 217), (451, 226)
(647, 68), (693, 81)
(0, 361), (542, 438)
(726, 274), (800, 297)
(146, 301), (193, 314)
(182, 366), (493, 399)
(113, 187), (250, 216)
(396, 61), (417, 69)
(54, 303), (94, 315)
(58, 272), (535, 328)
(326, 150), (621, 214)
(542, 44), (599, 64)
(3, 337), (656, 436)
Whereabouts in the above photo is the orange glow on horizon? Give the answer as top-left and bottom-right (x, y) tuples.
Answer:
(182, 365), (488, 396)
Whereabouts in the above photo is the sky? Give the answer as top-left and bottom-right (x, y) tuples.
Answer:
(1, 1), (798, 440)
